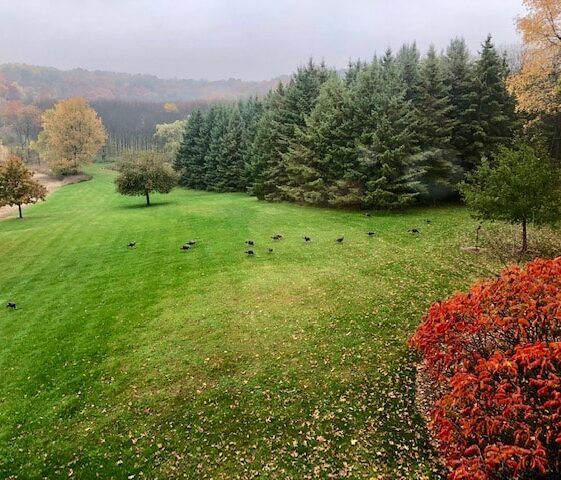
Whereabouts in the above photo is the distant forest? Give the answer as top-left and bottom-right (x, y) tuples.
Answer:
(0, 63), (288, 103)
(0, 63), (291, 156)
(174, 37), (528, 208)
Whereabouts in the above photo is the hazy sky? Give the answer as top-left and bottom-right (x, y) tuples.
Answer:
(0, 0), (524, 81)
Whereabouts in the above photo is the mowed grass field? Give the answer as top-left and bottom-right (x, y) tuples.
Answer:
(0, 165), (498, 479)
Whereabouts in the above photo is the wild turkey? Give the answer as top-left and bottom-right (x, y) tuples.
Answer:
(367, 231), (376, 237)
(245, 250), (255, 256)
(336, 236), (344, 243)
(304, 236), (311, 242)
(6, 302), (16, 310)
(181, 244), (191, 251)
(127, 242), (136, 248)
(245, 240), (254, 246)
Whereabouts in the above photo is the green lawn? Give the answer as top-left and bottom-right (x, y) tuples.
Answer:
(0, 165), (497, 479)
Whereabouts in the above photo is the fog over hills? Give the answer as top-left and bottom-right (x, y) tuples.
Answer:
(0, 63), (290, 102)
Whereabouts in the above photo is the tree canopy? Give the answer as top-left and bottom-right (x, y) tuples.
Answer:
(0, 154), (47, 218)
(460, 141), (561, 252)
(115, 151), (179, 206)
(34, 97), (107, 175)
(174, 38), (519, 210)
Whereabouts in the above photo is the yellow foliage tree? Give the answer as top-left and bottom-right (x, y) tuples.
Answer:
(34, 97), (106, 175)
(508, 0), (561, 118)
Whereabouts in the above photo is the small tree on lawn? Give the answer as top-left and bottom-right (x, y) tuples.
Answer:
(460, 141), (561, 252)
(0, 154), (47, 218)
(115, 151), (179, 206)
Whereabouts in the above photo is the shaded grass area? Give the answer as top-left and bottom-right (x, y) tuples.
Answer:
(0, 166), (498, 479)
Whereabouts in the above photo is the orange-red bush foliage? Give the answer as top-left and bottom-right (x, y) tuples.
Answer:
(410, 257), (561, 480)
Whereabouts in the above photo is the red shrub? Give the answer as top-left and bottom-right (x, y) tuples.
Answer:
(410, 257), (561, 480)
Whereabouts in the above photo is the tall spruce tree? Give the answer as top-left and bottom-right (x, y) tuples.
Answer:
(352, 51), (424, 208)
(443, 38), (480, 172)
(415, 45), (461, 197)
(470, 36), (519, 166)
(250, 84), (292, 200)
(174, 109), (207, 189)
(396, 43), (421, 103)
(239, 97), (264, 188)
(214, 107), (246, 192)
(282, 75), (359, 206)
(203, 105), (230, 190)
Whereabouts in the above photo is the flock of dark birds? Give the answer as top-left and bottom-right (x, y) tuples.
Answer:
(5, 217), (433, 311)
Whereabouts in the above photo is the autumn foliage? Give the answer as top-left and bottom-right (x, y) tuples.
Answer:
(410, 257), (561, 480)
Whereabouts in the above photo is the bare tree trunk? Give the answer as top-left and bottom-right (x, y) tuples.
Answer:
(521, 218), (528, 253)
(18, 204), (23, 219)
(145, 191), (151, 207)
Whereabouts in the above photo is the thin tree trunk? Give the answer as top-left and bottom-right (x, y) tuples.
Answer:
(18, 204), (22, 219)
(146, 191), (151, 206)
(521, 218), (528, 253)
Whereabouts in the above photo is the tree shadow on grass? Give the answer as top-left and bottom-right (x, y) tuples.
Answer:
(118, 201), (176, 210)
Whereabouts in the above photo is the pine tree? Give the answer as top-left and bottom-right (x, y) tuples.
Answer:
(470, 36), (519, 166)
(239, 97), (264, 188)
(352, 50), (425, 208)
(203, 105), (229, 190)
(282, 75), (358, 206)
(215, 107), (246, 192)
(249, 84), (292, 200)
(396, 43), (421, 103)
(443, 38), (480, 172)
(174, 109), (206, 189)
(415, 45), (461, 197)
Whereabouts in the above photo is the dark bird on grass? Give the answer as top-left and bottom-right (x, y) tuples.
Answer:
(267, 248), (273, 253)
(408, 228), (420, 234)
(245, 250), (255, 256)
(6, 302), (16, 310)
(425, 219), (432, 224)
(186, 240), (197, 246)
(245, 240), (254, 246)
(365, 213), (372, 217)
(367, 231), (376, 237)
(271, 234), (283, 240)
(181, 244), (191, 251)
(336, 236), (344, 243)
(304, 236), (311, 242)
(127, 242), (136, 248)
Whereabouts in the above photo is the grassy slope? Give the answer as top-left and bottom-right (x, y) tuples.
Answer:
(0, 166), (496, 479)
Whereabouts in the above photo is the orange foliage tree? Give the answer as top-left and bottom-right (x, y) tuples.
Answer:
(0, 154), (47, 218)
(34, 97), (106, 175)
(410, 257), (561, 479)
(508, 0), (561, 119)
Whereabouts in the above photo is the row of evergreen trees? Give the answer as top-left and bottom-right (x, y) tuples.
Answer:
(174, 36), (519, 209)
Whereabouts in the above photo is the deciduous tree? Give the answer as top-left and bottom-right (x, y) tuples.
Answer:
(460, 140), (561, 252)
(34, 97), (106, 175)
(0, 154), (47, 218)
(115, 151), (178, 206)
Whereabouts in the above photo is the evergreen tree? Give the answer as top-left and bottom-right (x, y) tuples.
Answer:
(203, 105), (229, 190)
(282, 75), (359, 206)
(443, 38), (480, 171)
(415, 45), (461, 196)
(470, 36), (519, 166)
(239, 97), (264, 188)
(250, 84), (292, 200)
(174, 109), (206, 189)
(396, 43), (421, 103)
(352, 50), (424, 208)
(215, 107), (246, 192)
